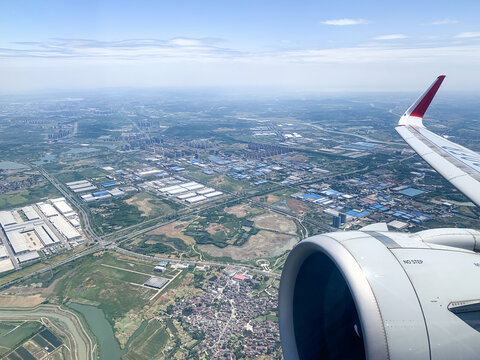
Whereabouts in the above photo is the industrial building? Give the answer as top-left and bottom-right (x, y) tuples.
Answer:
(0, 245), (8, 260)
(22, 206), (40, 220)
(52, 200), (74, 216)
(186, 195), (207, 203)
(0, 211), (16, 227)
(66, 180), (97, 193)
(7, 231), (29, 254)
(38, 203), (59, 217)
(204, 191), (223, 198)
(34, 225), (59, 246)
(49, 215), (81, 241)
(0, 199), (83, 272)
(144, 276), (168, 289)
(17, 251), (40, 264)
(197, 188), (215, 195)
(151, 178), (223, 204)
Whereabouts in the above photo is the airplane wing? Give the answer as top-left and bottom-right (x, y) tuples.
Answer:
(395, 75), (480, 207)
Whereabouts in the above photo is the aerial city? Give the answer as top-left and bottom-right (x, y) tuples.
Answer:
(1, 0), (480, 359)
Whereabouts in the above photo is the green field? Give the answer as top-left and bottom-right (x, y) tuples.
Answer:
(0, 181), (61, 210)
(123, 319), (169, 360)
(0, 321), (43, 356)
(48, 253), (156, 325)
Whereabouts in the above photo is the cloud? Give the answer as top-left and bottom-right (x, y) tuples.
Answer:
(3, 36), (480, 68)
(431, 19), (458, 25)
(321, 18), (370, 26)
(374, 34), (408, 40)
(1, 37), (236, 60)
(456, 32), (480, 38)
(169, 38), (204, 46)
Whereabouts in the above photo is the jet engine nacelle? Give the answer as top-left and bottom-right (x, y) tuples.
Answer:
(279, 227), (480, 360)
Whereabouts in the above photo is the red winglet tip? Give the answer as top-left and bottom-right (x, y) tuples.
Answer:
(409, 75), (445, 118)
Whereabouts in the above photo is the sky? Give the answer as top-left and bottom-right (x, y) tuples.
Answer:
(2, 0), (480, 93)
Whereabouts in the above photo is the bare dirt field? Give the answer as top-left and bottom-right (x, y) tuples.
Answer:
(0, 294), (45, 307)
(224, 204), (262, 218)
(252, 194), (280, 205)
(199, 230), (298, 260)
(148, 220), (196, 245)
(252, 213), (297, 235)
(125, 195), (155, 217)
(286, 198), (310, 215)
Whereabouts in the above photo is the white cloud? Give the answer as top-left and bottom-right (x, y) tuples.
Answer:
(456, 32), (480, 38)
(1, 38), (235, 60)
(321, 18), (370, 26)
(169, 38), (203, 46)
(374, 34), (408, 40)
(4, 37), (480, 67)
(432, 19), (458, 25)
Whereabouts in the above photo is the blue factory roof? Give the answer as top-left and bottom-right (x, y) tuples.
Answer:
(102, 181), (117, 187)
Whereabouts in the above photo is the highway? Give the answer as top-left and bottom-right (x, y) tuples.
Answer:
(0, 164), (308, 290)
(37, 166), (102, 243)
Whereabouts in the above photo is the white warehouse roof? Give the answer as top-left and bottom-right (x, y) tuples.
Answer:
(22, 206), (40, 220)
(66, 180), (91, 186)
(184, 184), (204, 191)
(159, 185), (183, 193)
(72, 185), (97, 193)
(177, 192), (197, 199)
(204, 191), (223, 198)
(53, 201), (74, 215)
(17, 251), (40, 263)
(7, 231), (29, 254)
(0, 211), (16, 227)
(38, 203), (59, 217)
(168, 188), (189, 195)
(34, 226), (58, 246)
(197, 188), (215, 195)
(0, 245), (8, 259)
(186, 195), (207, 203)
(49, 216), (81, 240)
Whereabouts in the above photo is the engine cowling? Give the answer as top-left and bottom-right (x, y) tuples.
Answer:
(279, 228), (480, 360)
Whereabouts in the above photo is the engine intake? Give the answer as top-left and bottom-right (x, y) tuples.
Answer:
(279, 229), (480, 360)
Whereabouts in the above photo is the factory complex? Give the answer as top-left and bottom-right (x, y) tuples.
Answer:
(0, 198), (84, 273)
(146, 177), (223, 204)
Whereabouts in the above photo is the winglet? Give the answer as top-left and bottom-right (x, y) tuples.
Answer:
(399, 75), (445, 127)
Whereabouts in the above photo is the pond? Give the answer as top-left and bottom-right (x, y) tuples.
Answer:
(68, 303), (125, 360)
(68, 303), (149, 359)
(32, 154), (56, 165)
(0, 161), (27, 170)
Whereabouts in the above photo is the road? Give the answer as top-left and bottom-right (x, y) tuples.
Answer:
(36, 166), (101, 243)
(0, 245), (101, 290)
(307, 122), (405, 146)
(14, 147), (418, 291)
(112, 245), (280, 279)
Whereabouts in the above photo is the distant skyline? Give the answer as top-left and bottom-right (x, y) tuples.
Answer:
(2, 0), (480, 93)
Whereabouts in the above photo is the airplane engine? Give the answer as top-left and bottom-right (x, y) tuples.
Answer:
(279, 227), (480, 360)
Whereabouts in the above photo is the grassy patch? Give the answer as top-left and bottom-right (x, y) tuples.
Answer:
(123, 319), (169, 360)
(47, 253), (155, 326)
(0, 182), (60, 210)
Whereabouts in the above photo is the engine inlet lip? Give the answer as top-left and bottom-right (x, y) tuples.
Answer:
(279, 235), (389, 360)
